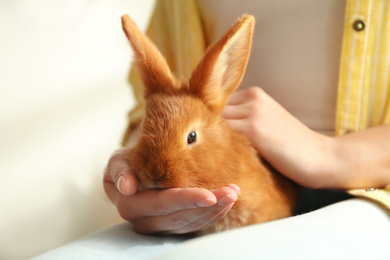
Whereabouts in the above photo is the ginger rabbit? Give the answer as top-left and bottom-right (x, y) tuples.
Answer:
(121, 14), (297, 234)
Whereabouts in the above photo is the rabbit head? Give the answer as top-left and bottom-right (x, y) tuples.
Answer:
(121, 14), (255, 190)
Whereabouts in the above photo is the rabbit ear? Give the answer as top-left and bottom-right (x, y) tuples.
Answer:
(189, 15), (255, 113)
(121, 14), (175, 98)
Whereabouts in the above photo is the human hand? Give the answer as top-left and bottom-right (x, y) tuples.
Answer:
(222, 87), (330, 189)
(103, 148), (240, 234)
(222, 87), (390, 189)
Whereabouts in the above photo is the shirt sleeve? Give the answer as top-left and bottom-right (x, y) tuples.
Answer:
(348, 186), (390, 210)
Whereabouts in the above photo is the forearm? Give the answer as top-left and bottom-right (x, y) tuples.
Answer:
(323, 124), (390, 189)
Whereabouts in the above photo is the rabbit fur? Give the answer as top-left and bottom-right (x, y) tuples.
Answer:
(121, 14), (297, 234)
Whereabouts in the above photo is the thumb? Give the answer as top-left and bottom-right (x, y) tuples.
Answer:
(105, 148), (139, 196)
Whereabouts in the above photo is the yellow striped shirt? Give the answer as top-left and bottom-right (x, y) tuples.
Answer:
(336, 0), (390, 135)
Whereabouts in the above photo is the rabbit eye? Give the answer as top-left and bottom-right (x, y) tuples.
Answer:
(187, 131), (197, 145)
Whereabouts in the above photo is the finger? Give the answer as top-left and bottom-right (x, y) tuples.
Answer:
(221, 103), (250, 120)
(165, 203), (235, 235)
(103, 179), (123, 206)
(132, 188), (238, 234)
(210, 185), (239, 206)
(226, 89), (249, 105)
(225, 183), (241, 195)
(128, 184), (239, 234)
(196, 203), (234, 232)
(172, 187), (239, 234)
(226, 86), (260, 105)
(104, 148), (132, 182)
(104, 148), (139, 196)
(118, 188), (217, 222)
(132, 203), (218, 234)
(224, 118), (251, 136)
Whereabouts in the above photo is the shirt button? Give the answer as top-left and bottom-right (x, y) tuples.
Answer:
(353, 20), (365, 31)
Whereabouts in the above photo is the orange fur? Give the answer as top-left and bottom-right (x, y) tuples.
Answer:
(122, 14), (297, 235)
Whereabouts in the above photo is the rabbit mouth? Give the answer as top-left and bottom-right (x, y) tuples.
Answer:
(139, 178), (169, 190)
(138, 181), (160, 191)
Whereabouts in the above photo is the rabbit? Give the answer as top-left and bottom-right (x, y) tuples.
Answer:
(121, 13), (297, 234)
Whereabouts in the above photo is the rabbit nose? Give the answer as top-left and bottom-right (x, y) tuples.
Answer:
(149, 168), (167, 180)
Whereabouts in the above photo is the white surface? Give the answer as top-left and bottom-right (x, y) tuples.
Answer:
(31, 199), (390, 260)
(32, 222), (185, 260)
(154, 199), (390, 260)
(0, 0), (155, 259)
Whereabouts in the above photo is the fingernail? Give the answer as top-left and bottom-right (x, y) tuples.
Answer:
(231, 185), (241, 195)
(196, 197), (216, 207)
(218, 194), (238, 206)
(117, 176), (125, 195)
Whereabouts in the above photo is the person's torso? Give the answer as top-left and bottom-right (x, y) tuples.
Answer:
(197, 0), (346, 135)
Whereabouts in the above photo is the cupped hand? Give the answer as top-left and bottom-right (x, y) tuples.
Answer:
(103, 148), (240, 234)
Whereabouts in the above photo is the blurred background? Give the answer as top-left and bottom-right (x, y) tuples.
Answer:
(0, 0), (155, 258)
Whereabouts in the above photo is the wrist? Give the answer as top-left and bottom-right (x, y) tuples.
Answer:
(318, 134), (361, 189)
(325, 128), (390, 189)
(299, 131), (336, 189)
(313, 135), (345, 189)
